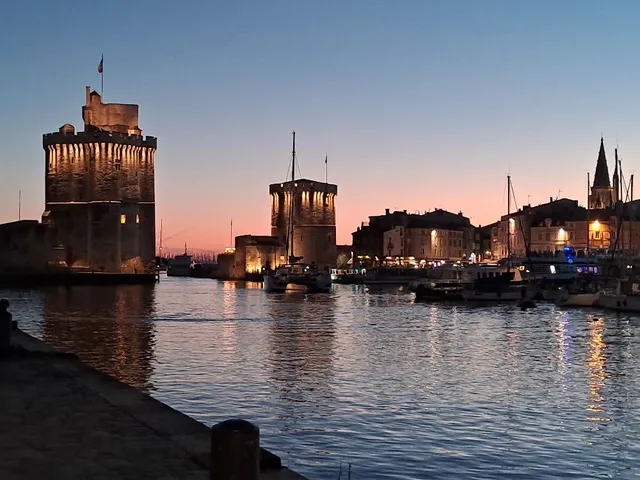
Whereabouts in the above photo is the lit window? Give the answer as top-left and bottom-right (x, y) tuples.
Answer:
(136, 215), (140, 224)
(120, 214), (126, 224)
(115, 158), (121, 171)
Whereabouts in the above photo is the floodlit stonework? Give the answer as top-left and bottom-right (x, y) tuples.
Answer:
(42, 87), (156, 273)
(270, 179), (338, 268)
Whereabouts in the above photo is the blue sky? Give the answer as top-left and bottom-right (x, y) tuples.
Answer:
(2, 0), (640, 250)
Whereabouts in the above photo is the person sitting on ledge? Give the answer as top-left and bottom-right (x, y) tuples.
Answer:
(0, 299), (12, 353)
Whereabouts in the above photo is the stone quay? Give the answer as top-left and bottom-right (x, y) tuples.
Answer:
(0, 329), (306, 480)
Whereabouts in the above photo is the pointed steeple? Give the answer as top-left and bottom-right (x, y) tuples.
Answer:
(593, 137), (611, 187)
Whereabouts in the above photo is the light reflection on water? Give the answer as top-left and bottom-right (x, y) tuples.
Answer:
(4, 278), (640, 479)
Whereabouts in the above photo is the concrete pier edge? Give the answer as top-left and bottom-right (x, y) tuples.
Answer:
(10, 329), (307, 479)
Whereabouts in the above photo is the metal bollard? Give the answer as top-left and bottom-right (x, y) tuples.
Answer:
(210, 419), (260, 480)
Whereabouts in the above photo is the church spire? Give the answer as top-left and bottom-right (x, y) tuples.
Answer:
(593, 136), (611, 188)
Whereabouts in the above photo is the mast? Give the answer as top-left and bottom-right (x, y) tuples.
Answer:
(586, 172), (590, 255)
(159, 219), (163, 257)
(630, 174), (634, 255)
(507, 175), (511, 264)
(288, 131), (296, 263)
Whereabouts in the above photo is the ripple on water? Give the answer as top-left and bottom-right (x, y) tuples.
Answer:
(5, 279), (640, 480)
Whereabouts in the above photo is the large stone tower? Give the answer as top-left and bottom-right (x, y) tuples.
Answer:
(42, 86), (157, 273)
(270, 179), (338, 268)
(589, 137), (618, 209)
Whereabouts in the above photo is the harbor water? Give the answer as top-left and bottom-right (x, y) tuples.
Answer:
(5, 277), (640, 479)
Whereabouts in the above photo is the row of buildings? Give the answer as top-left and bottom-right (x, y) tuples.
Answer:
(2, 84), (635, 279)
(351, 137), (639, 267)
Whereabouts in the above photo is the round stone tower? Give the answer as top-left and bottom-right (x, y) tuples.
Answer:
(269, 179), (338, 268)
(42, 86), (157, 273)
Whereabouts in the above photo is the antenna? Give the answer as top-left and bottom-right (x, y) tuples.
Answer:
(230, 218), (233, 248)
(18, 190), (21, 221)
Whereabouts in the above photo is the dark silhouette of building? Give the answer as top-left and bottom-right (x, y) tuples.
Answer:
(42, 87), (157, 273)
(589, 137), (619, 210)
(270, 179), (337, 268)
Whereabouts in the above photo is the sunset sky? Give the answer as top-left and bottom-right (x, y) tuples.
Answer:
(2, 0), (640, 252)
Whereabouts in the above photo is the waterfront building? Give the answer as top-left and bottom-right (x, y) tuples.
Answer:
(231, 235), (285, 278)
(42, 86), (157, 273)
(491, 138), (640, 258)
(353, 208), (475, 266)
(269, 179), (338, 268)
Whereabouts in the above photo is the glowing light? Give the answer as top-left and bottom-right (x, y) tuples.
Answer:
(135, 214), (140, 224)
(431, 230), (437, 236)
(591, 220), (601, 231)
(120, 214), (126, 224)
(558, 228), (565, 240)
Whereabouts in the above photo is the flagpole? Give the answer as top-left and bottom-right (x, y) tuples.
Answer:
(101, 57), (104, 98)
(325, 153), (328, 184)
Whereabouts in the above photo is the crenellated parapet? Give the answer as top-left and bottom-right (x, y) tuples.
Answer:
(43, 129), (156, 204)
(269, 179), (337, 230)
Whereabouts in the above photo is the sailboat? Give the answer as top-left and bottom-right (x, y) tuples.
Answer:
(263, 132), (332, 293)
(461, 175), (533, 302)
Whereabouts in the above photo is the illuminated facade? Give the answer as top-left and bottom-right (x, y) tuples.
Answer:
(42, 86), (156, 273)
(383, 226), (471, 261)
(353, 208), (476, 266)
(270, 179), (337, 268)
(231, 235), (286, 278)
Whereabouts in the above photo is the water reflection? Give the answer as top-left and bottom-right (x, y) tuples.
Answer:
(266, 292), (337, 422)
(41, 285), (156, 392)
(586, 316), (607, 420)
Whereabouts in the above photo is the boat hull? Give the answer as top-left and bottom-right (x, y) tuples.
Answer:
(413, 285), (464, 301)
(461, 289), (525, 302)
(555, 292), (602, 307)
(598, 294), (640, 312)
(263, 269), (332, 294)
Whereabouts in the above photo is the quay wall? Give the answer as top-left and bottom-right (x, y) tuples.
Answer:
(9, 329), (306, 479)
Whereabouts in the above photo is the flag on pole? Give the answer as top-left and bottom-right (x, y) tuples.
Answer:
(325, 154), (327, 164)
(98, 56), (103, 73)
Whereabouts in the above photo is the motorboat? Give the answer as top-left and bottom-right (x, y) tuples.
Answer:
(264, 263), (332, 293)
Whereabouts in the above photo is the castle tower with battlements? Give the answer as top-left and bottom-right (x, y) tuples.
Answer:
(269, 179), (338, 268)
(42, 86), (157, 273)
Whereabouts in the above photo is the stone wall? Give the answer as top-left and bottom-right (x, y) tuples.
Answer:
(0, 221), (52, 272)
(269, 179), (338, 267)
(42, 130), (157, 273)
(82, 88), (140, 134)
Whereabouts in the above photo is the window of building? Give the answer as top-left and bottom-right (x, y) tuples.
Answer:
(420, 248), (424, 255)
(120, 214), (126, 224)
(594, 231), (601, 240)
(539, 233), (543, 240)
(604, 232), (610, 239)
(115, 158), (121, 171)
(546, 233), (550, 241)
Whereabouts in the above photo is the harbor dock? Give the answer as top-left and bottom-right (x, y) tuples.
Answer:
(0, 330), (306, 480)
